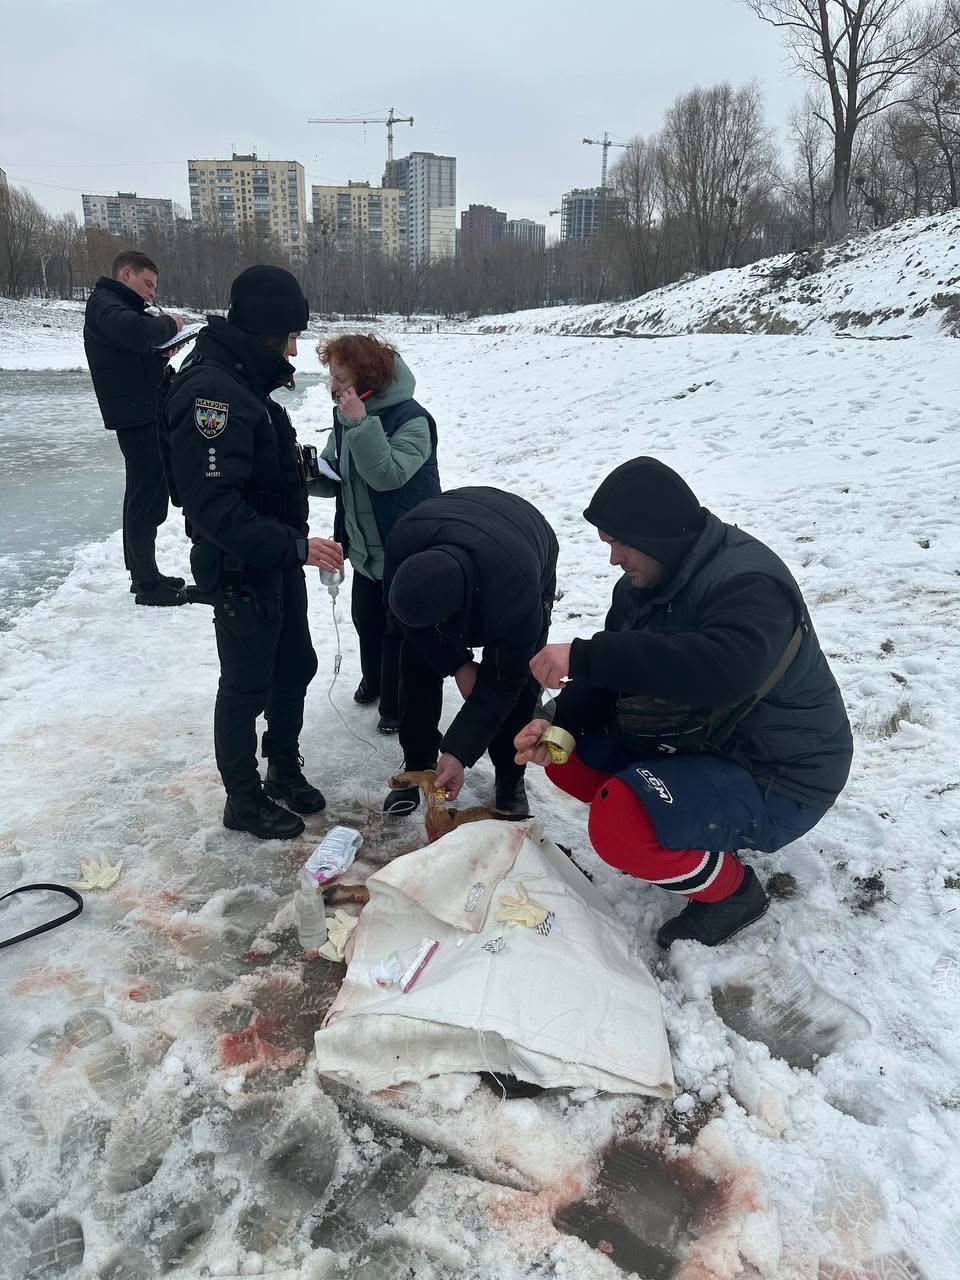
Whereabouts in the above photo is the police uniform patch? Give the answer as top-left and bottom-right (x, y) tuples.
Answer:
(194, 398), (229, 438)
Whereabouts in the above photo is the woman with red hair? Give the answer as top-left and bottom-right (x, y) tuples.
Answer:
(314, 334), (441, 732)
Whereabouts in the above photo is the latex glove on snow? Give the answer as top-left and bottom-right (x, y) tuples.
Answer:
(495, 882), (549, 929)
(69, 854), (123, 891)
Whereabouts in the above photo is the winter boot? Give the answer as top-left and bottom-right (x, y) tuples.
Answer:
(354, 679), (379, 706)
(133, 581), (186, 607)
(263, 754), (326, 814)
(655, 866), (769, 949)
(130, 574), (185, 594)
(383, 782), (421, 816)
(376, 714), (400, 735)
(223, 787), (305, 840)
(494, 776), (531, 819)
(181, 585), (217, 606)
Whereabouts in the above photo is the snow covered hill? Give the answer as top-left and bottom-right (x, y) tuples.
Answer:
(1, 322), (958, 1279)
(477, 210), (960, 341)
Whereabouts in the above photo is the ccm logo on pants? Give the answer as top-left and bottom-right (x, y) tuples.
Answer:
(636, 769), (674, 805)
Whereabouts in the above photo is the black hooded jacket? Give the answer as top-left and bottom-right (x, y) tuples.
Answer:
(384, 487), (559, 767)
(83, 277), (178, 429)
(164, 318), (309, 574)
(553, 512), (853, 806)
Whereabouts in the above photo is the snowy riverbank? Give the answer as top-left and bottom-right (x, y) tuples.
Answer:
(1, 322), (958, 1278)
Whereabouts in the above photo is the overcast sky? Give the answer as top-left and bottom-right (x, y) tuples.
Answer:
(1, 0), (799, 236)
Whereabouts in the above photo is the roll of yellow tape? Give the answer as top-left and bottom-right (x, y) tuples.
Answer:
(539, 725), (576, 766)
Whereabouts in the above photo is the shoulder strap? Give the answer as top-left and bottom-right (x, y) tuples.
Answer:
(706, 623), (804, 745)
(0, 884), (83, 951)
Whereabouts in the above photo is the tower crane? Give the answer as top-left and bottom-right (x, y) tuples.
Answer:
(307, 106), (414, 169)
(583, 131), (627, 190)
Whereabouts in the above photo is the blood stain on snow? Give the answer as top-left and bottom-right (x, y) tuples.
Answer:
(216, 1016), (305, 1076)
(13, 966), (91, 997)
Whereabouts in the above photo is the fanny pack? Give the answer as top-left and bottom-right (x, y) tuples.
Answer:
(612, 626), (803, 758)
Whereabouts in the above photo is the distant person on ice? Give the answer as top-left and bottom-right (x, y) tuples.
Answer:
(165, 266), (343, 840)
(514, 458), (852, 948)
(383, 488), (558, 819)
(312, 334), (441, 735)
(83, 250), (187, 606)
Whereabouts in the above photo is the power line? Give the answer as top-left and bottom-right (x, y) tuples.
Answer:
(8, 160), (185, 167)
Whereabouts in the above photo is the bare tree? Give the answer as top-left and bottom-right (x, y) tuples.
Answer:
(610, 136), (668, 293)
(0, 186), (46, 297)
(908, 27), (960, 204)
(746, 0), (958, 239)
(658, 81), (779, 272)
(786, 91), (832, 240)
(886, 106), (939, 211)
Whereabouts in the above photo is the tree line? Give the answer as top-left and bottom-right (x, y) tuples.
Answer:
(3, 0), (960, 316)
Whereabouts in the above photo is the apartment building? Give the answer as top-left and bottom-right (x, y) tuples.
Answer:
(188, 154), (306, 250)
(459, 204), (506, 252)
(311, 181), (405, 258)
(81, 191), (175, 239)
(384, 151), (456, 267)
(504, 218), (546, 251)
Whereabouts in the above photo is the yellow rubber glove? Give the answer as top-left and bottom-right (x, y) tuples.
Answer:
(317, 909), (359, 962)
(495, 882), (549, 929)
(69, 854), (123, 891)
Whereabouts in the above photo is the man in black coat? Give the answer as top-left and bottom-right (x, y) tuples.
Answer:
(84, 250), (187, 605)
(515, 458), (853, 948)
(383, 487), (559, 818)
(165, 266), (344, 840)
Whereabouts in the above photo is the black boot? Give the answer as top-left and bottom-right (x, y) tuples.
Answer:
(263, 754), (326, 814)
(354, 679), (379, 706)
(376, 714), (400, 735)
(494, 776), (531, 819)
(130, 574), (185, 594)
(223, 787), (305, 839)
(383, 783), (421, 816)
(181, 585), (217, 606)
(133, 581), (185, 607)
(655, 865), (769, 949)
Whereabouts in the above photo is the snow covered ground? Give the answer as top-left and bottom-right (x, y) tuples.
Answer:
(475, 209), (960, 342)
(1, 304), (959, 1278)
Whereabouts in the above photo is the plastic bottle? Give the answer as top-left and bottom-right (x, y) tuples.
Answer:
(304, 826), (364, 885)
(294, 868), (328, 950)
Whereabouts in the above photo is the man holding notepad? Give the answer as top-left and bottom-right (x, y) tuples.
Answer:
(84, 250), (192, 606)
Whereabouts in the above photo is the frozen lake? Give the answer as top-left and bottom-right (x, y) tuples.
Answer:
(0, 370), (325, 629)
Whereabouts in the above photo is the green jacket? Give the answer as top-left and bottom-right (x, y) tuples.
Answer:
(314, 356), (432, 580)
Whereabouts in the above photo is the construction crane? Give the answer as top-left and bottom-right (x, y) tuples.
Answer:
(583, 131), (627, 190)
(307, 107), (414, 169)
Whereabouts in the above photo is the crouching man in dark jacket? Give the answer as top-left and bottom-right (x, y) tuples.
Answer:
(515, 458), (853, 948)
(384, 487), (558, 817)
(165, 266), (343, 840)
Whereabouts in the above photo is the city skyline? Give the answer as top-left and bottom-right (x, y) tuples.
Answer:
(1, 0), (797, 240)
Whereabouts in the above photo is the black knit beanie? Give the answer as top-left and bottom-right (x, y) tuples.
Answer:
(227, 265), (309, 335)
(583, 457), (706, 570)
(389, 549), (466, 629)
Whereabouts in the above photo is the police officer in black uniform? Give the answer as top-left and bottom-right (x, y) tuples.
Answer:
(165, 266), (343, 839)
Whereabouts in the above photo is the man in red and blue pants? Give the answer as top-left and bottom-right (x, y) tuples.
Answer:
(514, 458), (852, 948)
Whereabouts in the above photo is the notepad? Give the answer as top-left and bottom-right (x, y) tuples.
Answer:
(155, 321), (206, 351)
